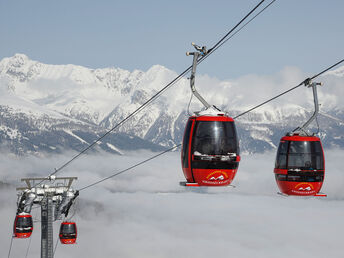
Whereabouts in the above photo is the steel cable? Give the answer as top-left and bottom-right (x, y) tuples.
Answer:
(200, 0), (276, 65)
(24, 236), (32, 258)
(31, 0), (273, 189)
(319, 111), (344, 125)
(53, 236), (59, 256)
(233, 59), (344, 119)
(78, 144), (181, 191)
(78, 58), (344, 192)
(7, 236), (14, 258)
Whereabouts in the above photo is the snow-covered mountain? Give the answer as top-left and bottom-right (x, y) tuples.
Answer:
(0, 54), (343, 155)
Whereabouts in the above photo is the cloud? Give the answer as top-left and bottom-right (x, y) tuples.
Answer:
(1, 149), (344, 257)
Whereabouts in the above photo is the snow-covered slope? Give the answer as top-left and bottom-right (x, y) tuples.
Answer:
(0, 54), (343, 155)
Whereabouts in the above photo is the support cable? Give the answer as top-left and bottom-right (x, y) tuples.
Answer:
(24, 208), (38, 258)
(24, 235), (32, 258)
(207, 0), (266, 54)
(53, 237), (59, 256)
(319, 111), (344, 125)
(233, 59), (344, 119)
(78, 144), (181, 191)
(78, 58), (344, 192)
(233, 82), (304, 119)
(200, 0), (276, 65)
(32, 68), (189, 189)
(31, 0), (273, 189)
(7, 236), (14, 258)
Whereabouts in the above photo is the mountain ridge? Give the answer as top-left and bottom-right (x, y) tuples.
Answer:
(0, 54), (343, 155)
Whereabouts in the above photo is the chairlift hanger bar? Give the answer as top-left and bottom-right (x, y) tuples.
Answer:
(292, 80), (322, 135)
(186, 43), (211, 109)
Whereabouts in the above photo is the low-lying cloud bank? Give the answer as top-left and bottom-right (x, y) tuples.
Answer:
(1, 149), (343, 257)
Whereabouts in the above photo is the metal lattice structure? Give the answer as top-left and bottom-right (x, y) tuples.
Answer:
(16, 176), (78, 258)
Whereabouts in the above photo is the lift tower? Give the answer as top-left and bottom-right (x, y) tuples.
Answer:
(16, 176), (78, 258)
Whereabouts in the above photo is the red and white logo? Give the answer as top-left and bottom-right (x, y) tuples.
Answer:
(202, 171), (230, 185)
(291, 183), (316, 195)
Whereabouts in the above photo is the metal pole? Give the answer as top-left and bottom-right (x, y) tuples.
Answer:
(41, 195), (54, 258)
(16, 177), (78, 258)
(293, 81), (322, 135)
(187, 43), (211, 110)
(299, 83), (319, 132)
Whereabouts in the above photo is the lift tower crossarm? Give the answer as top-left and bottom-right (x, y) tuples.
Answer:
(17, 177), (78, 191)
(16, 176), (78, 258)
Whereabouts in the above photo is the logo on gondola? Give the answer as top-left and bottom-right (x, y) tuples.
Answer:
(298, 186), (312, 191)
(291, 183), (316, 195)
(201, 171), (231, 185)
(207, 171), (228, 181)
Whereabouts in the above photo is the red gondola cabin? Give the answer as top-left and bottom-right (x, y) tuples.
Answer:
(274, 134), (325, 196)
(59, 222), (77, 244)
(13, 213), (33, 238)
(181, 114), (240, 186)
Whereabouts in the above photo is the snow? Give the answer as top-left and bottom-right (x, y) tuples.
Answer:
(63, 129), (88, 144)
(106, 143), (124, 155)
(1, 54), (344, 150)
(0, 150), (343, 257)
(0, 125), (21, 140)
(0, 53), (343, 256)
(0, 54), (140, 124)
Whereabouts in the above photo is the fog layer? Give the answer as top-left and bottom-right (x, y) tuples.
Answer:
(1, 149), (343, 257)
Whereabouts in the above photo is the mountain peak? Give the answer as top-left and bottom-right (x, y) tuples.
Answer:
(146, 64), (170, 74)
(0, 53), (30, 72)
(0, 54), (343, 155)
(10, 53), (30, 66)
(13, 53), (29, 59)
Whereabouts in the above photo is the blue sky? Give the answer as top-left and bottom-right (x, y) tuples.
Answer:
(1, 0), (343, 79)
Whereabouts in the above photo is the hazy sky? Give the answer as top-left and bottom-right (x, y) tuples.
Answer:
(1, 0), (344, 79)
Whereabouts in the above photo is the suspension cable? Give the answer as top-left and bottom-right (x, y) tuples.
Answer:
(7, 236), (14, 258)
(78, 58), (344, 191)
(296, 107), (344, 130)
(78, 144), (181, 191)
(233, 82), (304, 119)
(31, 0), (273, 189)
(208, 0), (266, 53)
(53, 236), (59, 256)
(233, 58), (344, 119)
(200, 0), (276, 65)
(24, 235), (32, 258)
(24, 207), (39, 258)
(319, 111), (344, 125)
